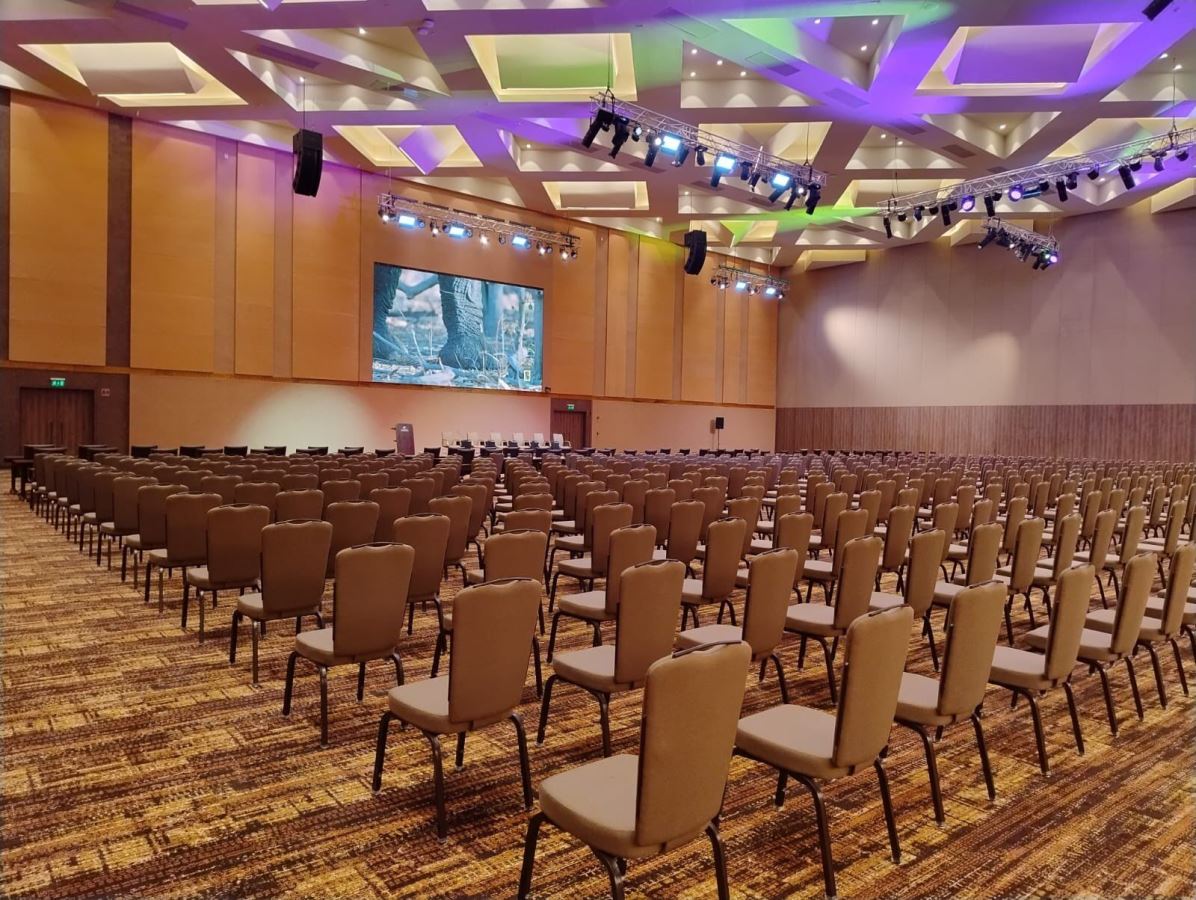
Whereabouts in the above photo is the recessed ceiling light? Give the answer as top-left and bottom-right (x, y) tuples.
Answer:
(813, 18), (822, 24)
(860, 45), (868, 52)
(999, 123), (1007, 130)
(871, 18), (879, 25)
(357, 26), (366, 35)
(525, 143), (531, 149)
(739, 70), (747, 77)
(690, 71), (696, 78)
(656, 217), (662, 222)
(716, 59), (723, 66)
(1160, 52), (1169, 59)
(683, 190), (690, 195)
(880, 132), (887, 139)
(897, 139), (904, 145)
(690, 48), (697, 55)
(1175, 63), (1184, 70)
(299, 75), (305, 83)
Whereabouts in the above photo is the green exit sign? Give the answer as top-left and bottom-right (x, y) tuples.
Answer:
(49, 377), (66, 388)
(566, 403), (575, 411)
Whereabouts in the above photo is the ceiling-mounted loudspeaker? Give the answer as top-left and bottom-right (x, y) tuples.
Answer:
(682, 229), (708, 275)
(292, 129), (323, 197)
(1142, 0), (1175, 20)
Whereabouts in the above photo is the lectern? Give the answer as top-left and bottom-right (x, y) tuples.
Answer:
(392, 423), (415, 456)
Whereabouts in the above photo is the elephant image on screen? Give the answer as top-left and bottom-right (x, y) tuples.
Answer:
(372, 263), (544, 392)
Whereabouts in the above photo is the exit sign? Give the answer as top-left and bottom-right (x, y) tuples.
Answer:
(49, 377), (66, 388)
(566, 403), (575, 411)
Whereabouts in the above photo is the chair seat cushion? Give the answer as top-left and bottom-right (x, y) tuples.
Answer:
(552, 520), (578, 535)
(784, 603), (837, 636)
(674, 623), (742, 651)
(896, 672), (951, 726)
(557, 556), (595, 578)
(146, 548), (169, 565)
(386, 676), (503, 735)
(557, 591), (612, 621)
(1144, 594), (1196, 625)
(1083, 607), (1116, 634)
(988, 645), (1049, 691)
(804, 558), (833, 582)
(538, 754), (657, 859)
(735, 705), (847, 780)
(464, 568), (484, 585)
(756, 519), (774, 534)
(235, 591), (320, 621)
(555, 536), (586, 554)
(184, 565), (258, 592)
(1024, 624), (1117, 661)
(932, 580), (968, 607)
(294, 627), (355, 666)
(867, 591), (904, 612)
(735, 567), (749, 589)
(681, 578), (712, 604)
(946, 543), (968, 560)
(551, 645), (630, 693)
(994, 567), (1053, 588)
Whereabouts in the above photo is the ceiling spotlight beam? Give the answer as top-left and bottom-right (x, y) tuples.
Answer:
(873, 126), (1195, 217)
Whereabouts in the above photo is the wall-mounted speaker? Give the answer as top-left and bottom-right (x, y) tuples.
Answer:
(292, 128), (323, 197)
(713, 416), (725, 430)
(683, 229), (708, 275)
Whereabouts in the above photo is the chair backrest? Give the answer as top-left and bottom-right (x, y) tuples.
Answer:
(701, 517), (746, 599)
(930, 503), (959, 558)
(1007, 517), (1045, 594)
(819, 492), (849, 546)
(1001, 496), (1028, 552)
(614, 559), (686, 685)
(392, 513), (451, 600)
(667, 478), (693, 502)
(1043, 565), (1096, 684)
(832, 535), (883, 629)
(1107, 553), (1156, 657)
(581, 490), (620, 547)
(321, 479), (362, 510)
(403, 476), (436, 515)
(590, 503), (634, 576)
(165, 492), (221, 564)
(692, 486), (725, 540)
(504, 508), (552, 534)
(634, 641), (751, 849)
(644, 488), (676, 545)
(482, 529), (548, 583)
(452, 482), (489, 539)
(665, 500), (704, 565)
(281, 472), (318, 491)
(936, 581), (1005, 718)
(332, 542), (416, 659)
(233, 482), (280, 519)
(726, 497), (760, 557)
(275, 489), (324, 522)
(1086, 508), (1118, 566)
(135, 483), (187, 548)
(604, 524), (658, 614)
(964, 522), (1003, 583)
(620, 479), (649, 525)
(324, 500), (381, 578)
(369, 487), (412, 541)
(1157, 500), (1186, 555)
(882, 505), (916, 570)
(113, 476), (155, 531)
(775, 513), (814, 586)
(448, 578), (541, 725)
(356, 472), (389, 496)
(206, 503), (271, 585)
(429, 494), (472, 566)
(856, 490), (881, 535)
(829, 507), (868, 577)
(1154, 542), (1194, 638)
(1117, 504), (1146, 564)
(904, 529), (946, 616)
(260, 519), (333, 614)
(954, 484), (977, 533)
(832, 606), (914, 771)
(200, 475), (241, 504)
(1049, 513), (1082, 579)
(740, 548), (799, 658)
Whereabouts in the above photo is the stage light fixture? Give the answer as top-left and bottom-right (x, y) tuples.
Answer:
(1153, 153), (1165, 171)
(1008, 184), (1024, 201)
(1056, 179), (1068, 201)
(429, 221), (440, 236)
(978, 227), (998, 249)
(609, 116), (631, 158)
(446, 223), (470, 238)
(748, 171), (762, 190)
(1118, 164), (1135, 189)
(883, 216), (893, 239)
(560, 248), (569, 260)
(1088, 166), (1100, 180)
(711, 154), (736, 187)
(770, 172), (792, 190)
(768, 184), (786, 203)
(1066, 172), (1079, 190)
(511, 234), (531, 249)
(538, 243), (550, 256)
(739, 161), (752, 181)
(582, 108), (614, 148)
(1037, 180), (1050, 194)
(1177, 148), (1190, 161)
(631, 123), (643, 140)
(983, 194), (996, 217)
(928, 205), (939, 215)
(659, 133), (684, 155)
(734, 279), (748, 291)
(785, 185), (800, 210)
(1130, 159), (1143, 172)
(644, 135), (659, 167)
(804, 184), (821, 215)
(960, 195), (976, 212)
(897, 212), (907, 222)
(379, 209), (392, 222)
(673, 144), (690, 166)
(765, 285), (777, 296)
(941, 205), (952, 227)
(914, 206), (924, 221)
(399, 214), (422, 229)
(1032, 254), (1044, 270)
(695, 146), (708, 166)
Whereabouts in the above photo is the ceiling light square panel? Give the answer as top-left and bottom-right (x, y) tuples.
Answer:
(19, 42), (244, 106)
(333, 124), (481, 172)
(542, 180), (648, 211)
(423, 0), (603, 7)
(467, 33), (635, 101)
(919, 23), (1139, 95)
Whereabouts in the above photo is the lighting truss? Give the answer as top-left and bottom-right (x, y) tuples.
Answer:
(377, 193), (580, 257)
(710, 265), (788, 297)
(587, 91), (828, 195)
(879, 126), (1196, 218)
(977, 217), (1060, 269)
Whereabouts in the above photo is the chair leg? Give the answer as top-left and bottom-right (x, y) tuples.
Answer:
(546, 613), (562, 663)
(923, 614), (939, 672)
(531, 637), (543, 698)
(282, 651), (299, 715)
(511, 713), (533, 810)
(592, 849), (625, 900)
(251, 620), (261, 686)
(1146, 643), (1168, 708)
(455, 732), (466, 769)
(229, 611), (241, 664)
(517, 812), (546, 900)
(1095, 664), (1119, 736)
(536, 674), (558, 745)
(899, 721), (944, 825)
(1062, 681), (1084, 756)
(1018, 689), (1050, 775)
(797, 635), (808, 670)
(814, 636), (837, 703)
(431, 629), (447, 678)
(426, 732), (449, 839)
(770, 653), (790, 704)
(357, 661), (367, 702)
(1169, 638), (1189, 695)
(874, 758), (902, 863)
(1003, 598), (1015, 646)
(1124, 656), (1144, 720)
(315, 665), (329, 749)
(970, 711), (996, 801)
(597, 692), (612, 758)
(392, 651), (405, 686)
(706, 821), (731, 900)
(793, 773), (836, 900)
(371, 711), (393, 792)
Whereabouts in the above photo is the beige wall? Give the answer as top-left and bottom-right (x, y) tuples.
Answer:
(779, 205), (1196, 408)
(592, 399), (775, 452)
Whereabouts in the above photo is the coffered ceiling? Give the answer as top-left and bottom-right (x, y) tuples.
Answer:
(2, 0), (1194, 267)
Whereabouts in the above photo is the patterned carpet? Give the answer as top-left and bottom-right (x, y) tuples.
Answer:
(2, 490), (1194, 899)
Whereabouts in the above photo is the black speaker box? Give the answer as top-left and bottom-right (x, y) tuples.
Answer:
(292, 128), (323, 197)
(683, 229), (707, 275)
(714, 416), (725, 430)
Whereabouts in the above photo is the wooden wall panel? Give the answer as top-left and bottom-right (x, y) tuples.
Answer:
(234, 145), (275, 376)
(634, 237), (678, 400)
(130, 122), (216, 372)
(746, 291), (777, 406)
(775, 404), (1196, 462)
(9, 96), (108, 366)
(680, 267), (717, 402)
(722, 289), (745, 404)
(547, 222), (598, 396)
(603, 232), (632, 398)
(291, 164), (360, 382)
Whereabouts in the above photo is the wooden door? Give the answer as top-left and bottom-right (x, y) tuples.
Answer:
(19, 388), (94, 453)
(550, 410), (588, 449)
